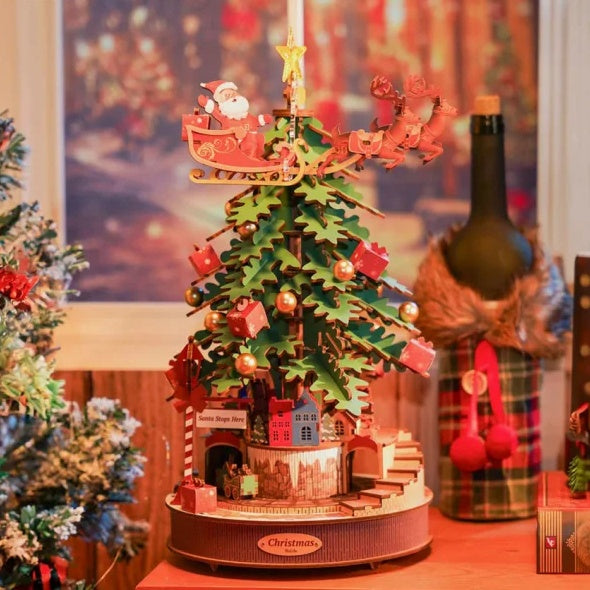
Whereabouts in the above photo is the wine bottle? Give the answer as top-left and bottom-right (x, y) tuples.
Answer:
(445, 95), (533, 300)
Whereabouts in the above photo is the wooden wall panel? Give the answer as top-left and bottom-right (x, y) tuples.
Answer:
(92, 372), (185, 589)
(54, 371), (185, 589)
(55, 371), (96, 584)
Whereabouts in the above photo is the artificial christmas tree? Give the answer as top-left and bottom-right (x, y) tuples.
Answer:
(165, 33), (455, 568)
(0, 112), (147, 589)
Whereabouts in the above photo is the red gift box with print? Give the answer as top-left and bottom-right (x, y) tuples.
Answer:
(350, 241), (389, 280)
(188, 244), (222, 277)
(181, 113), (210, 141)
(399, 337), (435, 376)
(179, 480), (217, 514)
(227, 298), (269, 339)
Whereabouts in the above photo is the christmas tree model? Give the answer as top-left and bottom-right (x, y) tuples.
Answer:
(165, 33), (456, 569)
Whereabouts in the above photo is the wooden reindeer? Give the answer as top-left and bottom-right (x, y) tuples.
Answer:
(316, 75), (456, 175)
(401, 74), (458, 163)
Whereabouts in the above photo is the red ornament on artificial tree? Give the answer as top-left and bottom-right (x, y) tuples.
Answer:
(227, 298), (269, 339)
(0, 267), (38, 302)
(350, 241), (389, 281)
(188, 244), (222, 277)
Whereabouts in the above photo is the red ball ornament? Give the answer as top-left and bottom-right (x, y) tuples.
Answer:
(399, 301), (419, 323)
(275, 291), (298, 313)
(333, 259), (355, 281)
(235, 352), (257, 376)
(204, 311), (223, 331)
(184, 285), (204, 307)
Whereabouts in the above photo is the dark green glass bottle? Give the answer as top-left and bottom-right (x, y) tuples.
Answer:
(445, 95), (533, 300)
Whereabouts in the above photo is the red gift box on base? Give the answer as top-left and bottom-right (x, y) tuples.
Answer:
(179, 480), (217, 514)
(350, 241), (389, 280)
(188, 244), (222, 277)
(227, 299), (269, 339)
(399, 337), (435, 376)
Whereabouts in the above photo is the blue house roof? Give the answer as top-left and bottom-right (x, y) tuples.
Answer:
(292, 389), (319, 418)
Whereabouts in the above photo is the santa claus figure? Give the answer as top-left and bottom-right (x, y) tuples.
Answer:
(197, 80), (272, 160)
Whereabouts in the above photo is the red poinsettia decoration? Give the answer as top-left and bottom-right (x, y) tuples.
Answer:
(0, 120), (15, 151)
(0, 267), (38, 302)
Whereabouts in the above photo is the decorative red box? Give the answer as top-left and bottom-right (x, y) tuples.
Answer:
(181, 113), (210, 141)
(537, 470), (590, 573)
(350, 241), (389, 280)
(188, 244), (222, 277)
(180, 482), (217, 514)
(227, 299), (269, 339)
(399, 337), (435, 376)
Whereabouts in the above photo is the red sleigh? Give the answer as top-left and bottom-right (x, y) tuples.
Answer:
(182, 114), (306, 186)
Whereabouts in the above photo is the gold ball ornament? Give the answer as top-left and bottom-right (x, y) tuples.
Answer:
(237, 222), (258, 239)
(224, 201), (234, 216)
(235, 352), (257, 376)
(399, 301), (420, 324)
(184, 285), (204, 307)
(333, 259), (356, 281)
(275, 291), (298, 313)
(204, 311), (223, 331)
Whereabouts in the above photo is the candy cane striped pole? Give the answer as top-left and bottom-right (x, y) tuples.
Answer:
(184, 405), (194, 478)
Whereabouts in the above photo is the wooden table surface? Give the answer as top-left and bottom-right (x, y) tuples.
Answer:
(136, 507), (579, 589)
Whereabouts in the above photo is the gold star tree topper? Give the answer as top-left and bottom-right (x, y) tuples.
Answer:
(276, 28), (306, 83)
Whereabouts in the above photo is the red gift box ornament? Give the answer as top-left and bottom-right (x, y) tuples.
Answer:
(188, 244), (222, 277)
(227, 298), (269, 339)
(399, 337), (435, 376)
(177, 475), (217, 514)
(181, 112), (211, 141)
(350, 241), (389, 280)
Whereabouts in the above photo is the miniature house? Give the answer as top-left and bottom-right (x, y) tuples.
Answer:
(292, 390), (320, 446)
(331, 410), (360, 440)
(267, 390), (320, 447)
(268, 397), (293, 447)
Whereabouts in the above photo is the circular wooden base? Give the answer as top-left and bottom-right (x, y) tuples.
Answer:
(167, 489), (432, 569)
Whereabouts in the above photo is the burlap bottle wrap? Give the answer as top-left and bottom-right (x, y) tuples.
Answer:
(437, 336), (541, 520)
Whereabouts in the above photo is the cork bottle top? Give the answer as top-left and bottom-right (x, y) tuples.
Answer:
(473, 95), (501, 115)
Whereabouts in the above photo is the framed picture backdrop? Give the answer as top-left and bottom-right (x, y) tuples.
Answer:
(1, 0), (587, 370)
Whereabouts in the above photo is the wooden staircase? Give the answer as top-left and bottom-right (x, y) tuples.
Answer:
(339, 440), (425, 516)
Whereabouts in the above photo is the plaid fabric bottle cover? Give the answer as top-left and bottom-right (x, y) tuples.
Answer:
(438, 336), (541, 520)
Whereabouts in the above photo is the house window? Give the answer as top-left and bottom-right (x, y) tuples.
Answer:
(272, 431), (279, 441)
(303, 413), (309, 422)
(301, 426), (312, 441)
(295, 414), (301, 421)
(278, 411), (283, 418)
(335, 420), (345, 436)
(283, 430), (291, 442)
